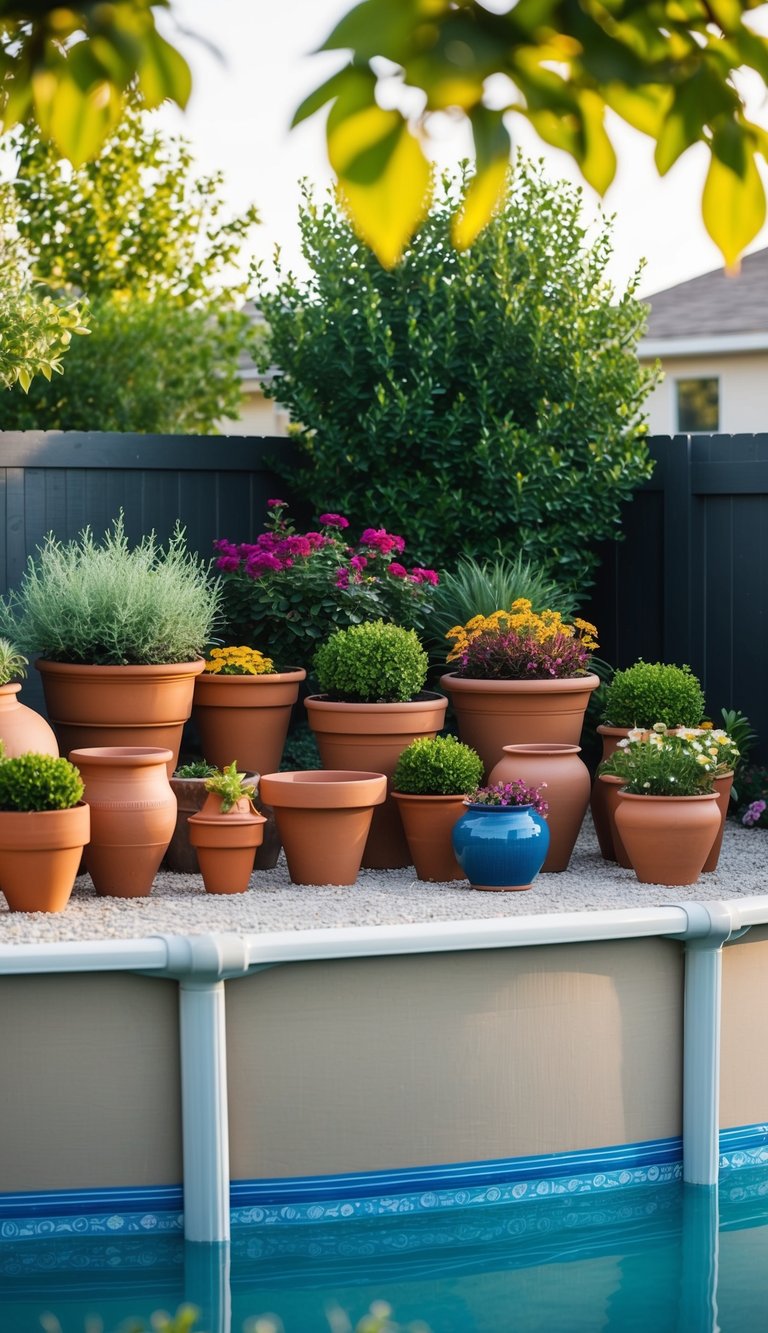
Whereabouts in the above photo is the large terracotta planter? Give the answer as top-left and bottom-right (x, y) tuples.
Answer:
(188, 792), (266, 895)
(391, 793), (467, 882)
(452, 802), (550, 891)
(259, 770), (387, 885)
(488, 743), (590, 873)
(590, 725), (631, 860)
(192, 668), (306, 775)
(37, 659), (205, 774)
(304, 693), (448, 869)
(0, 682), (59, 759)
(69, 746), (177, 897)
(614, 791), (720, 886)
(702, 771), (734, 873)
(0, 802), (90, 913)
(165, 772), (279, 874)
(439, 673), (600, 777)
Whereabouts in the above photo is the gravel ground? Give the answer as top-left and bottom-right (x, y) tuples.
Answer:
(2, 815), (768, 945)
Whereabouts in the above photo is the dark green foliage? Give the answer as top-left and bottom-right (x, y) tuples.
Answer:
(280, 724), (321, 772)
(175, 761), (218, 779)
(258, 159), (659, 588)
(314, 621), (428, 703)
(719, 708), (757, 804)
(393, 735), (483, 796)
(602, 662), (705, 729)
(0, 753), (83, 811)
(427, 555), (578, 661)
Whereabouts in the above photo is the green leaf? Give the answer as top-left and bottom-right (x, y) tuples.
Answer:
(48, 72), (118, 167)
(138, 29), (192, 109)
(292, 66), (352, 128)
(702, 125), (766, 268)
(452, 108), (510, 249)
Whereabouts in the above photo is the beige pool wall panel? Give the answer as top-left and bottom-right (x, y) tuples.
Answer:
(721, 927), (768, 1129)
(227, 938), (684, 1180)
(0, 973), (182, 1193)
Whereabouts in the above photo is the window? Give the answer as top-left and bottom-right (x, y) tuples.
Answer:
(676, 377), (720, 433)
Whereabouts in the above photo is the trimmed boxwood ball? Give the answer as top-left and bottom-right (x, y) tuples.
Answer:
(0, 752), (84, 811)
(602, 661), (705, 729)
(393, 735), (483, 796)
(313, 620), (428, 703)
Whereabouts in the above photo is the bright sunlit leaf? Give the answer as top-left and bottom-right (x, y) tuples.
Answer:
(702, 129), (766, 269)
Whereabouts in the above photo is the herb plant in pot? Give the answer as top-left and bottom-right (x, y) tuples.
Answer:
(392, 735), (483, 882)
(192, 646), (306, 777)
(188, 762), (266, 894)
(0, 517), (220, 774)
(0, 637), (58, 758)
(452, 780), (550, 892)
(305, 620), (447, 868)
(440, 600), (600, 777)
(0, 750), (89, 912)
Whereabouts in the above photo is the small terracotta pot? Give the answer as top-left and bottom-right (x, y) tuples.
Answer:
(188, 792), (266, 894)
(0, 802), (90, 913)
(702, 771), (734, 873)
(391, 793), (467, 882)
(439, 673), (600, 777)
(590, 726), (631, 860)
(69, 746), (177, 898)
(614, 791), (720, 886)
(0, 683), (59, 759)
(165, 772), (279, 873)
(38, 659), (205, 774)
(258, 770), (387, 885)
(192, 669), (306, 775)
(598, 774), (633, 868)
(488, 743), (590, 873)
(304, 693), (447, 869)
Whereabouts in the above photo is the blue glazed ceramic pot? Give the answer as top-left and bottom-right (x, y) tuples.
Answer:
(451, 803), (550, 892)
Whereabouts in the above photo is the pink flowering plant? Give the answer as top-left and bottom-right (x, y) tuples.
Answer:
(214, 501), (439, 668)
(468, 780), (549, 816)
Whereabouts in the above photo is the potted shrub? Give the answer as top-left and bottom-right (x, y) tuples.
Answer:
(192, 645), (306, 777)
(439, 599), (600, 776)
(188, 761), (266, 894)
(392, 735), (483, 882)
(599, 727), (722, 885)
(0, 636), (58, 758)
(305, 620), (447, 868)
(452, 780), (550, 892)
(0, 516), (220, 773)
(0, 750), (89, 912)
(258, 769), (387, 886)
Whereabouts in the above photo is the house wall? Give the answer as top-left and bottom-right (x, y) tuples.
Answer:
(640, 351), (768, 434)
(219, 384), (290, 437)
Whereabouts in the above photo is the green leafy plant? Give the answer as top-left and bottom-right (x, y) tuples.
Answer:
(175, 761), (218, 780)
(0, 752), (83, 811)
(0, 637), (28, 686)
(393, 735), (483, 796)
(204, 761), (256, 814)
(427, 554), (578, 660)
(602, 662), (705, 730)
(0, 515), (221, 665)
(258, 162), (658, 588)
(314, 621), (428, 704)
(599, 727), (722, 797)
(718, 707), (757, 803)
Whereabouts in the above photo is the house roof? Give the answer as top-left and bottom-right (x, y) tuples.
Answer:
(644, 246), (768, 339)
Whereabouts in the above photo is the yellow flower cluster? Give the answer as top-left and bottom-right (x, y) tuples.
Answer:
(205, 646), (275, 676)
(445, 598), (598, 663)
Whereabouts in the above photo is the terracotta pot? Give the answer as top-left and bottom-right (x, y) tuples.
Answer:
(598, 774), (633, 868)
(702, 771), (734, 873)
(258, 770), (387, 885)
(0, 802), (90, 913)
(488, 743), (590, 873)
(590, 725), (631, 860)
(0, 682), (59, 759)
(391, 793), (467, 882)
(69, 746), (177, 897)
(188, 792), (266, 894)
(165, 772), (279, 873)
(192, 668), (306, 775)
(439, 673), (600, 777)
(304, 693), (448, 869)
(37, 659), (205, 774)
(614, 791), (720, 886)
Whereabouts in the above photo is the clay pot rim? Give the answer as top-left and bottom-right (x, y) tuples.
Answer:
(171, 770), (257, 783)
(188, 811), (266, 827)
(305, 690), (447, 712)
(260, 769), (387, 809)
(36, 658), (205, 677)
(0, 682), (22, 696)
(615, 790), (718, 802)
(198, 667), (306, 683)
(440, 672), (600, 694)
(501, 743), (582, 756)
(0, 799), (90, 845)
(392, 791), (468, 803)
(69, 745), (174, 767)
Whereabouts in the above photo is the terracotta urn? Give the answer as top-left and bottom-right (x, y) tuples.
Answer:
(165, 772), (280, 873)
(188, 792), (266, 895)
(69, 746), (177, 897)
(37, 659), (206, 774)
(0, 802), (90, 913)
(304, 693), (447, 869)
(702, 771), (734, 873)
(488, 743), (591, 873)
(0, 682), (59, 759)
(590, 725), (631, 860)
(614, 791), (720, 886)
(192, 668), (306, 775)
(439, 673), (600, 778)
(258, 770), (387, 885)
(391, 792), (467, 882)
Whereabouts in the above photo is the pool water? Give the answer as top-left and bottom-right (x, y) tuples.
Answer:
(2, 1170), (768, 1332)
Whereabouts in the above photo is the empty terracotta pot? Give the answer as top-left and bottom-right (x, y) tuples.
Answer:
(590, 726), (631, 860)
(259, 770), (387, 885)
(0, 683), (59, 759)
(391, 793), (467, 882)
(702, 771), (734, 873)
(488, 743), (591, 873)
(192, 668), (306, 775)
(69, 746), (177, 897)
(188, 792), (266, 894)
(0, 802), (90, 913)
(615, 791), (720, 886)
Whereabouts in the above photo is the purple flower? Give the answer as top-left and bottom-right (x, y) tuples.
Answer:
(267, 499), (285, 508)
(359, 527), (406, 556)
(387, 562), (408, 578)
(410, 567), (439, 586)
(742, 799), (766, 827)
(349, 555), (368, 571)
(215, 554), (241, 572)
(244, 551), (284, 577)
(319, 513), (349, 529)
(335, 568), (350, 589)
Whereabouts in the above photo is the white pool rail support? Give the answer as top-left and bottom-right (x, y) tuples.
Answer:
(679, 902), (733, 1186)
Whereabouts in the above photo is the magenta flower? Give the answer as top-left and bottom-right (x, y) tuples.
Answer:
(349, 555), (368, 571)
(359, 527), (406, 556)
(387, 562), (408, 578)
(244, 551), (284, 576)
(335, 568), (350, 589)
(267, 498), (285, 508)
(410, 567), (439, 586)
(319, 513), (349, 529)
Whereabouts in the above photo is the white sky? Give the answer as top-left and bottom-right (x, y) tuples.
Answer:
(157, 0), (768, 299)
